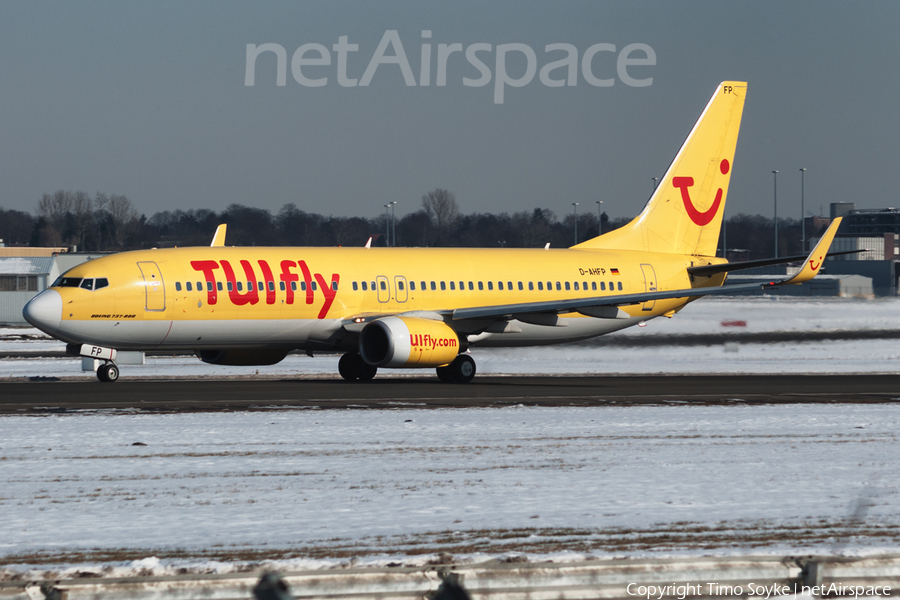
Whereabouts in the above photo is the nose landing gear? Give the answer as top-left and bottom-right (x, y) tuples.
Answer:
(97, 362), (120, 382)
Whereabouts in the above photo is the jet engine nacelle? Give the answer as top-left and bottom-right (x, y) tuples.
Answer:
(196, 349), (288, 366)
(359, 316), (460, 368)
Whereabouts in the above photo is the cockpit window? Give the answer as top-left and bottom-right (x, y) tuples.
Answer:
(94, 278), (109, 290)
(80, 279), (94, 291)
(58, 277), (83, 288)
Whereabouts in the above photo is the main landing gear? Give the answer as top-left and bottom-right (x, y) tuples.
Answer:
(338, 352), (477, 383)
(338, 352), (378, 381)
(436, 355), (476, 384)
(97, 362), (119, 383)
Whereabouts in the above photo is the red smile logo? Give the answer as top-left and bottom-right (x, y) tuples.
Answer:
(809, 258), (821, 271)
(673, 159), (729, 226)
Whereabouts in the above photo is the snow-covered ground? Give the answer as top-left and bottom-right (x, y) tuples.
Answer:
(2, 297), (900, 577)
(1, 404), (898, 577)
(2, 297), (900, 379)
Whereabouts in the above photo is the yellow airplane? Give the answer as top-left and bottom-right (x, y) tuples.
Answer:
(23, 81), (844, 383)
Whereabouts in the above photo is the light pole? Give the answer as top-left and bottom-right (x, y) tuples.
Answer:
(596, 200), (603, 236)
(383, 204), (390, 246)
(772, 170), (779, 258)
(389, 201), (397, 247)
(572, 202), (579, 244)
(799, 168), (807, 252)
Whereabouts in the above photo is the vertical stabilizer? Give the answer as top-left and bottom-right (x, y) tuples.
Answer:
(575, 81), (747, 256)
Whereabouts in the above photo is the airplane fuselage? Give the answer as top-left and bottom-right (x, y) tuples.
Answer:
(31, 245), (724, 353)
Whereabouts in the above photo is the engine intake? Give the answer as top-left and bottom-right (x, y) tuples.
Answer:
(359, 317), (460, 368)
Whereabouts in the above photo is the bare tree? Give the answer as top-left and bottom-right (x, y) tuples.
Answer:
(421, 188), (460, 230)
(97, 193), (139, 248)
(37, 191), (73, 234)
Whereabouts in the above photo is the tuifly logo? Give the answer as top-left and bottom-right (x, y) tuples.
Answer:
(673, 159), (729, 226)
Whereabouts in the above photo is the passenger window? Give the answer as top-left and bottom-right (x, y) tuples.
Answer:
(430, 281), (436, 291)
(592, 282), (597, 291)
(421, 281), (426, 290)
(80, 279), (94, 290)
(268, 281), (275, 291)
(547, 281), (552, 290)
(94, 278), (109, 290)
(573, 282), (578, 291)
(176, 282), (182, 292)
(478, 281), (484, 291)
(236, 282), (243, 291)
(468, 281), (474, 291)
(398, 281), (405, 291)
(609, 281), (614, 290)
(497, 282), (503, 290)
(600, 282), (606, 291)
(371, 281), (376, 290)
(227, 282), (233, 292)
(280, 281), (286, 291)
(409, 281), (415, 291)
(185, 282), (192, 291)
(332, 281), (338, 291)
(556, 282), (561, 291)
(353, 281), (358, 291)
(312, 281), (318, 291)
(440, 281), (446, 291)
(565, 282), (571, 291)
(527, 282), (532, 291)
(538, 282), (543, 291)
(459, 281), (464, 290)
(197, 282), (202, 291)
(508, 281), (513, 290)
(449, 281), (455, 291)
(583, 281), (588, 290)
(291, 282), (298, 291)
(361, 281), (367, 291)
(487, 281), (493, 291)
(618, 282), (623, 291)
(518, 282), (524, 291)
(380, 281), (387, 291)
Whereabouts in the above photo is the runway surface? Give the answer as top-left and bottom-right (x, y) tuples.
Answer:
(2, 374), (900, 414)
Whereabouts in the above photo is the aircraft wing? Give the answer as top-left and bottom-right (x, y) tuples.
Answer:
(449, 281), (773, 321)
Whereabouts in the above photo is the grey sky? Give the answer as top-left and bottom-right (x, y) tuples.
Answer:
(1, 1), (897, 223)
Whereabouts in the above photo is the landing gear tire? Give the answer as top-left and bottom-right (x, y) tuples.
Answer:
(97, 363), (119, 383)
(339, 352), (378, 381)
(358, 361), (377, 381)
(436, 365), (455, 383)
(448, 355), (476, 383)
(339, 352), (361, 381)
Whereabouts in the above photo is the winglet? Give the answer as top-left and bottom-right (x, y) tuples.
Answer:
(365, 236), (372, 248)
(779, 217), (842, 285)
(210, 224), (227, 247)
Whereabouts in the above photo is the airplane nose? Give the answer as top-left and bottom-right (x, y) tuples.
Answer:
(23, 289), (62, 333)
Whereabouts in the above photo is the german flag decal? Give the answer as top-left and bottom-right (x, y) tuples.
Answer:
(611, 268), (620, 275)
